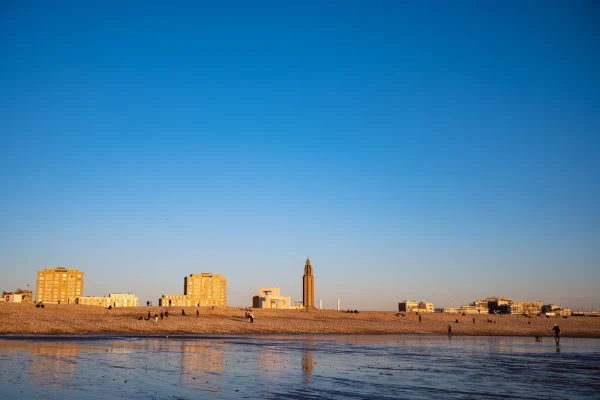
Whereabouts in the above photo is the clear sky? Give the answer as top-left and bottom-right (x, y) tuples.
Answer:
(1, 1), (599, 310)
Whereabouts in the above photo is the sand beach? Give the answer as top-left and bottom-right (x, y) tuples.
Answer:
(1, 303), (599, 337)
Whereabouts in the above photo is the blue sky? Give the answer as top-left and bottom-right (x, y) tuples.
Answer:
(1, 1), (599, 310)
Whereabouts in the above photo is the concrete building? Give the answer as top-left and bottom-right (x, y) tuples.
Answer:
(4, 293), (22, 303)
(560, 308), (572, 317)
(441, 306), (486, 314)
(159, 272), (227, 307)
(36, 267), (84, 304)
(184, 273), (227, 307)
(2, 289), (32, 303)
(541, 304), (571, 317)
(252, 287), (291, 309)
(465, 297), (542, 315)
(505, 301), (542, 315)
(76, 296), (110, 307)
(462, 305), (488, 314)
(75, 293), (139, 307)
(303, 258), (315, 309)
(398, 300), (434, 313)
(542, 304), (560, 313)
(487, 297), (513, 313)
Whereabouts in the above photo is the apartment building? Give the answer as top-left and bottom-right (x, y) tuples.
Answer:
(36, 267), (84, 303)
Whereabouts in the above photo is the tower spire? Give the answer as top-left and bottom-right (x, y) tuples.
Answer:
(303, 257), (315, 309)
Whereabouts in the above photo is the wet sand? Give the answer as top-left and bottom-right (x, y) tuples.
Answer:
(1, 303), (599, 336)
(2, 335), (600, 399)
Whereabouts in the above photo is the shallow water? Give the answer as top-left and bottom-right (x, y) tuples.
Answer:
(1, 335), (599, 399)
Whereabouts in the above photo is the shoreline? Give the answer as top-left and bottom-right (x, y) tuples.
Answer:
(2, 333), (600, 339)
(2, 303), (600, 337)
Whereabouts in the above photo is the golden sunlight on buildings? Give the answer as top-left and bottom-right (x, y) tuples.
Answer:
(159, 273), (227, 307)
(74, 293), (139, 307)
(36, 267), (84, 304)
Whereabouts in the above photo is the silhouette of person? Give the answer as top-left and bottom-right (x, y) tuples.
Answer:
(552, 324), (561, 344)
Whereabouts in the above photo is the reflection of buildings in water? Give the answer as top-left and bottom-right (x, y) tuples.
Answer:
(180, 341), (225, 385)
(28, 343), (81, 387)
(257, 346), (289, 374)
(302, 343), (314, 385)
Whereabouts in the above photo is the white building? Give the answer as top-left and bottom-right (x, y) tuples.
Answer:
(76, 293), (139, 307)
(252, 287), (291, 309)
(4, 294), (22, 303)
(398, 300), (434, 313)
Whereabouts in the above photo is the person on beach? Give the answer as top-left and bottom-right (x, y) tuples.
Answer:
(147, 301), (149, 307)
(160, 312), (164, 320)
(250, 312), (254, 323)
(196, 309), (200, 318)
(147, 311), (151, 320)
(419, 315), (422, 323)
(165, 310), (169, 318)
(155, 314), (158, 323)
(473, 318), (475, 324)
(448, 325), (452, 336)
(169, 299), (172, 306)
(552, 324), (561, 343)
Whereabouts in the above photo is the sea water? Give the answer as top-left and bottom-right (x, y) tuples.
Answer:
(0, 335), (599, 399)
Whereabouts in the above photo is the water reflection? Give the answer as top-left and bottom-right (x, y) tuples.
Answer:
(0, 336), (599, 400)
(29, 343), (80, 387)
(301, 343), (314, 385)
(179, 340), (224, 393)
(0, 341), (86, 389)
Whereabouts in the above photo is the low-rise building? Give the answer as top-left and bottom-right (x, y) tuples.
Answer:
(542, 304), (560, 313)
(398, 300), (434, 313)
(3, 289), (33, 303)
(75, 293), (139, 307)
(3, 290), (33, 303)
(77, 296), (110, 307)
(487, 297), (513, 313)
(506, 301), (542, 315)
(541, 304), (571, 317)
(560, 308), (572, 317)
(159, 294), (219, 307)
(441, 305), (487, 314)
(108, 293), (139, 307)
(252, 287), (291, 309)
(4, 293), (22, 303)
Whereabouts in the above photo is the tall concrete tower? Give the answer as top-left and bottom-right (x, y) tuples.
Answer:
(303, 257), (315, 309)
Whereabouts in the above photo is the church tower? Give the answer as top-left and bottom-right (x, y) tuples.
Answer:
(303, 257), (315, 309)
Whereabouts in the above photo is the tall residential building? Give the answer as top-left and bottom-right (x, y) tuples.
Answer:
(36, 267), (84, 303)
(303, 258), (315, 309)
(159, 272), (227, 307)
(184, 273), (227, 307)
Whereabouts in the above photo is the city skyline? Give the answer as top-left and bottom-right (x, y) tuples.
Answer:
(1, 2), (599, 310)
(2, 262), (595, 311)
